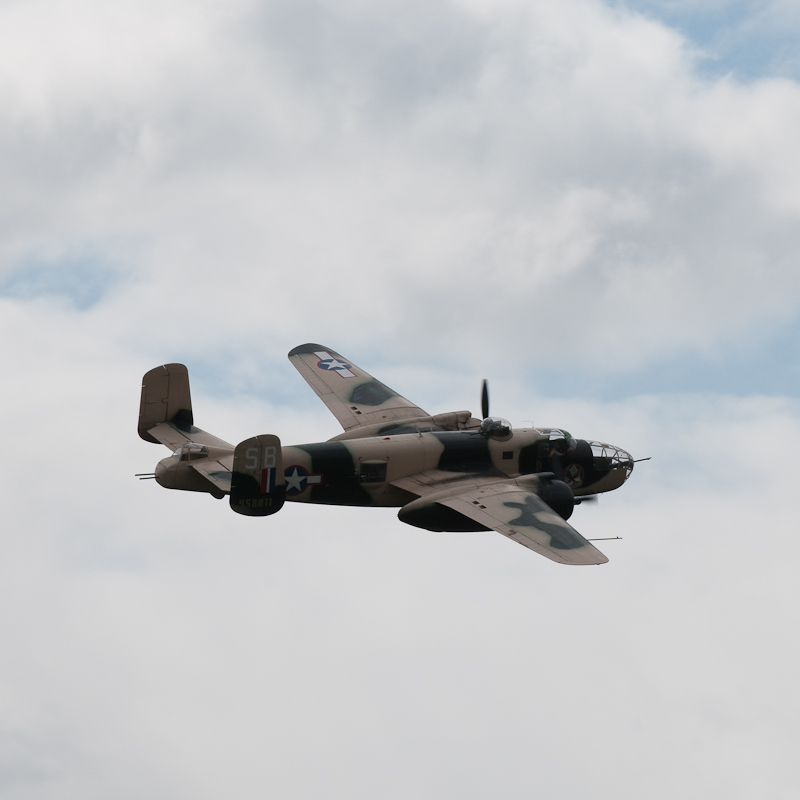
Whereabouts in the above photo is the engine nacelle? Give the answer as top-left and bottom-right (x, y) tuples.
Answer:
(537, 477), (575, 521)
(398, 497), (490, 532)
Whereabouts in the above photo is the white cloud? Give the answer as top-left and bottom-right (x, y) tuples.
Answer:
(2, 318), (800, 797)
(2, 0), (800, 796)
(2, 0), (800, 376)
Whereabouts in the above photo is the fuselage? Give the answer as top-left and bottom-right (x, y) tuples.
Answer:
(155, 425), (634, 507)
(279, 428), (633, 507)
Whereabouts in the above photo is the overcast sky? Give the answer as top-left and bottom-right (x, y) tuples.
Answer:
(2, 0), (800, 797)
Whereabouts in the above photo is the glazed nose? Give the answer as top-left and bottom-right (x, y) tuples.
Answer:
(611, 446), (634, 480)
(588, 441), (634, 480)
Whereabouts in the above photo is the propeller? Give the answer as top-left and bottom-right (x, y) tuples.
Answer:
(476, 380), (597, 517)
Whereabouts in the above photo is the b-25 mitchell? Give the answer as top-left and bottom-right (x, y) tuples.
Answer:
(138, 344), (635, 565)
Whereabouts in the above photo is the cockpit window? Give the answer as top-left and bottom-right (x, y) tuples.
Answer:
(172, 443), (209, 462)
(537, 428), (576, 454)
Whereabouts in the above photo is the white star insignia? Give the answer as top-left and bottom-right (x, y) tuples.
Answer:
(285, 468), (305, 492)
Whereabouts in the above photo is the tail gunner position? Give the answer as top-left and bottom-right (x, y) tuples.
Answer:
(138, 344), (636, 565)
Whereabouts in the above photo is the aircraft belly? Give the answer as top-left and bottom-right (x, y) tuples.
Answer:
(579, 468), (627, 494)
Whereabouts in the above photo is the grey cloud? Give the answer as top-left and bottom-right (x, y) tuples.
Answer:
(1, 4), (800, 795)
(244, 0), (486, 115)
(2, 0), (800, 381)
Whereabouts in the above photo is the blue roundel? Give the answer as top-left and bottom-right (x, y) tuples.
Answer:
(318, 358), (352, 371)
(284, 465), (322, 496)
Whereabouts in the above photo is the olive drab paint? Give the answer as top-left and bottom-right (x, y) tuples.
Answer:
(138, 344), (636, 565)
(230, 434), (285, 516)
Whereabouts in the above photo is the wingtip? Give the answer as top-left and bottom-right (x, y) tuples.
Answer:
(287, 343), (332, 357)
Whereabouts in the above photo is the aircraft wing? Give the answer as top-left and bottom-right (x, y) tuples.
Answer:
(439, 482), (608, 564)
(393, 473), (608, 565)
(288, 343), (429, 431)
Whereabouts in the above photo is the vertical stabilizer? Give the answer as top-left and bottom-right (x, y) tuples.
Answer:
(138, 364), (193, 443)
(230, 435), (286, 516)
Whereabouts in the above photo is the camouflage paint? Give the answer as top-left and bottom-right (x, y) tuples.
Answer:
(293, 441), (373, 505)
(349, 381), (397, 406)
(503, 497), (584, 549)
(432, 432), (494, 473)
(140, 345), (635, 565)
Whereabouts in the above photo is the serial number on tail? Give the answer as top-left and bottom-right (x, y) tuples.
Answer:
(234, 497), (276, 509)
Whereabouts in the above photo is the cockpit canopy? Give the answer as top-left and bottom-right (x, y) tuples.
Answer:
(479, 417), (513, 440)
(172, 443), (209, 462)
(536, 428), (577, 455)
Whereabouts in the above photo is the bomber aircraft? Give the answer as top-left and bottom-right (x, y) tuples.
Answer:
(138, 344), (636, 565)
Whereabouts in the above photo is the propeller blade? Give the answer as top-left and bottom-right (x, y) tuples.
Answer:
(574, 495), (599, 505)
(481, 379), (489, 419)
